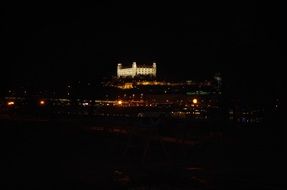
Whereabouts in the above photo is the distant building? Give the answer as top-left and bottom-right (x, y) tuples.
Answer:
(117, 62), (156, 78)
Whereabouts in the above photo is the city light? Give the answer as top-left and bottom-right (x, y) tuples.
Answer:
(118, 100), (123, 105)
(192, 98), (198, 104)
(39, 100), (45, 105)
(82, 102), (89, 106)
(7, 101), (15, 106)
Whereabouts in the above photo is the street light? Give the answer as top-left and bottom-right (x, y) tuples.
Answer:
(192, 98), (198, 104)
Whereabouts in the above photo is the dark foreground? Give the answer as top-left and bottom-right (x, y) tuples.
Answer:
(0, 117), (285, 189)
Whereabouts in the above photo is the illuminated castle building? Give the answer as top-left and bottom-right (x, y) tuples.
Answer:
(117, 62), (156, 78)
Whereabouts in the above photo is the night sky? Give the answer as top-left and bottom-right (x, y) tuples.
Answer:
(1, 2), (285, 97)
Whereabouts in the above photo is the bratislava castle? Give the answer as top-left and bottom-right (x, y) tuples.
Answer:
(117, 62), (156, 78)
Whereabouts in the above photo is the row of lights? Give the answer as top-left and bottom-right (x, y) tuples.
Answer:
(6, 98), (198, 107)
(116, 98), (198, 106)
(6, 100), (46, 107)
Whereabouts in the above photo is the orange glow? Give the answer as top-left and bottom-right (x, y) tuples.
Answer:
(7, 101), (15, 106)
(119, 83), (133, 89)
(40, 100), (45, 105)
(192, 98), (198, 104)
(118, 100), (123, 105)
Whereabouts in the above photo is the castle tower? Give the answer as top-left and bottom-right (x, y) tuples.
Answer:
(153, 62), (157, 77)
(132, 62), (137, 77)
(117, 63), (122, 77)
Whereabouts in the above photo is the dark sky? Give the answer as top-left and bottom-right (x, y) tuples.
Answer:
(1, 2), (285, 95)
